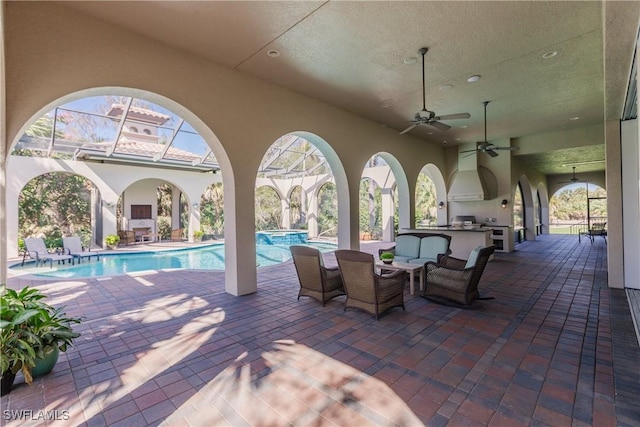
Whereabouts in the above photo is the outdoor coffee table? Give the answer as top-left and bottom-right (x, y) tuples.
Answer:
(375, 260), (425, 295)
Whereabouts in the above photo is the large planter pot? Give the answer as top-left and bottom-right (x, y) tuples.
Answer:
(31, 347), (60, 378)
(1, 370), (16, 396)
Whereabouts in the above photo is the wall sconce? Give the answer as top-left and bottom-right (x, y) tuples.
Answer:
(192, 202), (200, 209)
(438, 201), (445, 210)
(103, 201), (116, 209)
(501, 199), (508, 209)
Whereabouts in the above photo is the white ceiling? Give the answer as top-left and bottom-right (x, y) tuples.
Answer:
(60, 1), (639, 175)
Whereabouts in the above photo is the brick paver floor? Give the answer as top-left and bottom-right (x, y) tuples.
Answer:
(2, 235), (639, 426)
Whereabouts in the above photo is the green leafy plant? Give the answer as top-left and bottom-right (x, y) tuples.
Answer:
(105, 234), (120, 247)
(380, 252), (394, 262)
(0, 287), (81, 391)
(193, 230), (204, 241)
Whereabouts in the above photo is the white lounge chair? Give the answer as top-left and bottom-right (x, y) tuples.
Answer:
(23, 237), (74, 268)
(63, 236), (100, 263)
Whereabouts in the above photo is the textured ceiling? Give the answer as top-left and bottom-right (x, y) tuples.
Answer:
(60, 1), (640, 176)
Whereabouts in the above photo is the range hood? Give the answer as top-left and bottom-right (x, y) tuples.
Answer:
(447, 146), (488, 202)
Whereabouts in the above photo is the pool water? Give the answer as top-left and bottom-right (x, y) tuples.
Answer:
(11, 242), (337, 279)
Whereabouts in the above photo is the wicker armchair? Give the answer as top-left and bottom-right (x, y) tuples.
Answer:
(335, 250), (407, 320)
(290, 245), (345, 306)
(171, 228), (184, 242)
(117, 230), (136, 246)
(424, 245), (495, 305)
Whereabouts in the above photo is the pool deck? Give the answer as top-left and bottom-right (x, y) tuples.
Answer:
(2, 235), (640, 426)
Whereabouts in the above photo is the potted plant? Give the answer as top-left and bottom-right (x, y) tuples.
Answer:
(193, 230), (204, 242)
(0, 287), (81, 396)
(104, 234), (120, 249)
(380, 252), (395, 264)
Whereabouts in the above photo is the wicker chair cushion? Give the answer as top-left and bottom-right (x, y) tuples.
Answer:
(408, 236), (451, 264)
(394, 235), (421, 259)
(465, 246), (485, 268)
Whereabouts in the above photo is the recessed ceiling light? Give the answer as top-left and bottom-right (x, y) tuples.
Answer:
(439, 84), (453, 91)
(569, 116), (580, 121)
(427, 132), (434, 135)
(381, 103), (391, 108)
(467, 75), (481, 83)
(542, 50), (558, 59)
(460, 125), (468, 129)
(454, 138), (461, 141)
(404, 57), (417, 65)
(267, 49), (280, 58)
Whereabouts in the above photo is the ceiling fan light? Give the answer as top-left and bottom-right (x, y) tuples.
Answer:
(467, 75), (481, 83)
(418, 109), (430, 119)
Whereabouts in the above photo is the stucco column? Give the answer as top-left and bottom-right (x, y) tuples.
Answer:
(307, 189), (318, 238)
(222, 169), (257, 296)
(171, 186), (181, 229)
(281, 197), (291, 229)
(381, 187), (394, 242)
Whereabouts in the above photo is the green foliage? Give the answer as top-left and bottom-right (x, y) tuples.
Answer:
(318, 183), (338, 237)
(255, 186), (282, 231)
(549, 185), (607, 223)
(1, 287), (81, 385)
(415, 173), (437, 226)
(193, 230), (204, 240)
(104, 234), (120, 246)
(157, 217), (172, 240)
(201, 183), (224, 237)
(19, 172), (92, 241)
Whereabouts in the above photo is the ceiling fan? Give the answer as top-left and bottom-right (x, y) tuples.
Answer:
(558, 166), (584, 183)
(399, 47), (470, 135)
(460, 101), (517, 157)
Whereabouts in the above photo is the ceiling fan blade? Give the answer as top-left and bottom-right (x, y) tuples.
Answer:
(485, 149), (499, 158)
(434, 113), (471, 121)
(459, 148), (479, 154)
(427, 121), (451, 131)
(399, 123), (419, 135)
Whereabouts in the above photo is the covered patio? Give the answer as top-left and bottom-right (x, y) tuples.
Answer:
(2, 235), (639, 426)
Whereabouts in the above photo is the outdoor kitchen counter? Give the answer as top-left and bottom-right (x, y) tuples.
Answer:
(400, 227), (493, 259)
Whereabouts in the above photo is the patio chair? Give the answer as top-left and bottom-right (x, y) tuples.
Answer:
(117, 230), (136, 245)
(23, 237), (74, 268)
(335, 250), (407, 320)
(290, 245), (345, 306)
(171, 228), (184, 242)
(423, 245), (495, 306)
(63, 236), (100, 263)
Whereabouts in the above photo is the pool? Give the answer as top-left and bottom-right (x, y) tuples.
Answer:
(10, 241), (337, 279)
(256, 230), (308, 245)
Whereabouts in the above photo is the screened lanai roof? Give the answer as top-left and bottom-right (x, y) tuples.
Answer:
(13, 96), (221, 172)
(13, 95), (385, 178)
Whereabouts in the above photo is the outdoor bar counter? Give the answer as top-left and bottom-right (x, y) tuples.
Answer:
(400, 227), (493, 259)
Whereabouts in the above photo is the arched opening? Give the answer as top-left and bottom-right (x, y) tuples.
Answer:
(549, 182), (607, 235)
(200, 182), (225, 240)
(514, 182), (525, 243)
(317, 182), (338, 239)
(255, 186), (283, 231)
(415, 171), (438, 227)
(18, 172), (99, 252)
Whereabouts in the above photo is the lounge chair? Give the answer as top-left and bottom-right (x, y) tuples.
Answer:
(23, 237), (74, 268)
(335, 250), (407, 320)
(63, 236), (100, 263)
(290, 245), (345, 306)
(423, 245), (495, 306)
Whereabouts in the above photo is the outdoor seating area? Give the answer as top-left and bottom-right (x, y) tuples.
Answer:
(22, 237), (75, 268)
(2, 235), (639, 426)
